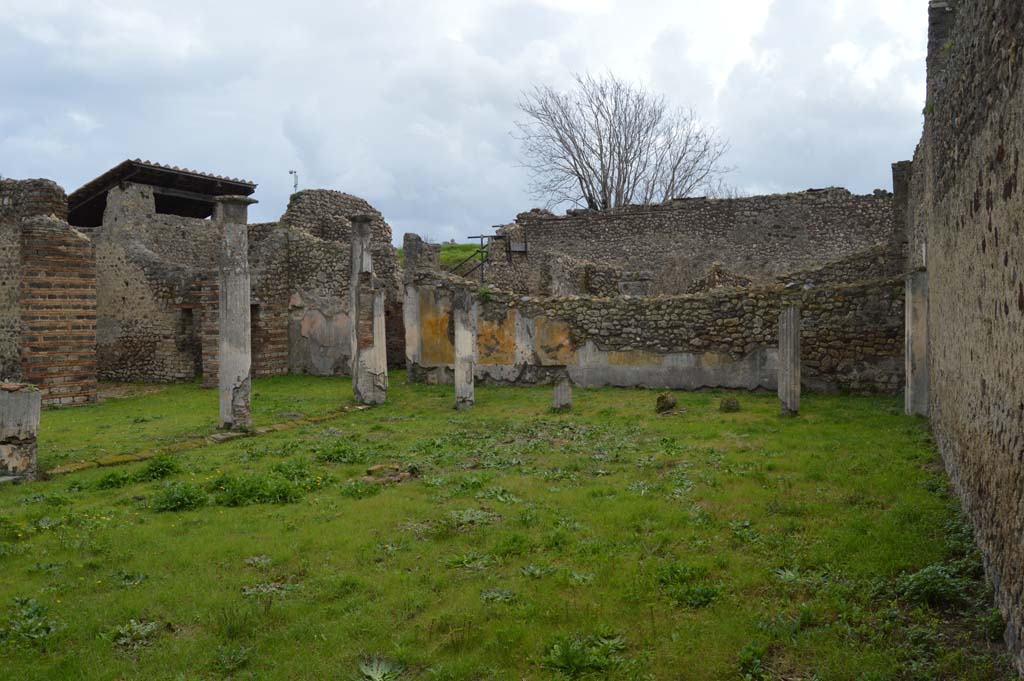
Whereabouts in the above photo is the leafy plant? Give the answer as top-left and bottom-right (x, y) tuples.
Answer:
(445, 508), (501, 529)
(209, 473), (300, 506)
(897, 564), (967, 608)
(151, 481), (206, 512)
(355, 655), (405, 681)
(340, 480), (382, 500)
(112, 569), (148, 587)
(213, 643), (253, 675)
(107, 619), (161, 649)
(480, 588), (515, 604)
(657, 564), (721, 608)
(0, 598), (62, 650)
(96, 470), (134, 490)
(541, 632), (627, 677)
(272, 458), (329, 491)
(316, 442), (371, 465)
(135, 455), (181, 481)
(445, 549), (494, 571)
(521, 564), (556, 579)
(737, 641), (771, 681)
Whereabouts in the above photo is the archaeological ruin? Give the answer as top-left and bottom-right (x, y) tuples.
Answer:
(0, 0), (1020, 670)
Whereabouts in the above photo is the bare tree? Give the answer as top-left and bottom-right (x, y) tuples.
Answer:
(515, 73), (733, 210)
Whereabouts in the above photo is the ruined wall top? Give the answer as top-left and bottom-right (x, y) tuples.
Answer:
(282, 190), (386, 241)
(0, 179), (68, 224)
(501, 187), (897, 295)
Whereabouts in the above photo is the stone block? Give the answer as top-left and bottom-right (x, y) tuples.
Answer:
(0, 383), (40, 481)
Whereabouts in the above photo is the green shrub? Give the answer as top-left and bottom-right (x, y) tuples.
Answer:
(339, 480), (382, 500)
(213, 643), (253, 675)
(96, 471), (134, 490)
(151, 481), (206, 512)
(897, 564), (967, 608)
(209, 474), (301, 506)
(354, 655), (405, 680)
(541, 632), (627, 677)
(657, 563), (721, 608)
(135, 455), (180, 482)
(0, 598), (62, 650)
(737, 641), (770, 680)
(271, 458), (329, 491)
(315, 443), (370, 465)
(106, 619), (161, 649)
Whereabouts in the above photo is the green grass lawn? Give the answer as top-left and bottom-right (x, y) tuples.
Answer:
(0, 376), (1013, 680)
(397, 243), (482, 274)
(37, 376), (351, 470)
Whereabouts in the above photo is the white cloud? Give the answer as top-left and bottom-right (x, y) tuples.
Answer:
(0, 0), (929, 241)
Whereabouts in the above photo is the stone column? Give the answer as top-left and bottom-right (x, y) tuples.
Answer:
(0, 383), (41, 481)
(453, 288), (476, 410)
(402, 234), (427, 374)
(777, 305), (801, 417)
(350, 215), (388, 404)
(214, 196), (257, 430)
(905, 271), (930, 416)
(552, 377), (572, 412)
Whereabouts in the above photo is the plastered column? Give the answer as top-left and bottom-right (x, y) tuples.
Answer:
(777, 305), (801, 417)
(0, 383), (40, 481)
(905, 271), (929, 416)
(453, 288), (476, 410)
(552, 377), (572, 412)
(403, 283), (421, 370)
(350, 215), (388, 404)
(215, 196), (257, 429)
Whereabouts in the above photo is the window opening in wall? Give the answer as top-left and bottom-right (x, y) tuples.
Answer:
(153, 192), (217, 219)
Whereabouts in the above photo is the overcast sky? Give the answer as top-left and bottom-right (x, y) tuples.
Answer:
(0, 0), (928, 243)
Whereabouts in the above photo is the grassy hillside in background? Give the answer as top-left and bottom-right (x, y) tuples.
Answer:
(396, 243), (482, 274)
(0, 376), (1013, 680)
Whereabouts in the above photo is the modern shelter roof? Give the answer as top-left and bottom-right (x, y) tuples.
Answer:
(68, 159), (257, 227)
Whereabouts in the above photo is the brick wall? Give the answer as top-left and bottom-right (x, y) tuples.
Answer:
(1, 179), (97, 405)
(18, 218), (97, 405)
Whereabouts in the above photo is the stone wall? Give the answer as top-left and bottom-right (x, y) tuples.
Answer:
(93, 185), (402, 383)
(279, 190), (402, 375)
(95, 184), (220, 382)
(492, 188), (898, 295)
(407, 267), (903, 394)
(247, 223), (290, 379)
(0, 218), (20, 380)
(900, 0), (1024, 668)
(1, 179), (97, 405)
